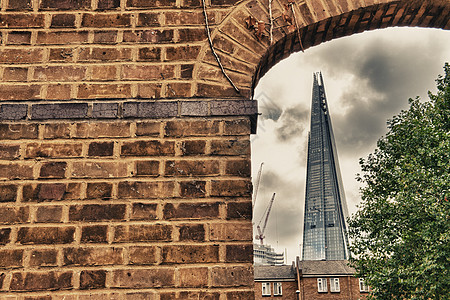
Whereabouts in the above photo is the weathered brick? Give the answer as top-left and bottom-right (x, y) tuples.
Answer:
(0, 14), (44, 28)
(129, 246), (157, 265)
(137, 13), (160, 26)
(78, 83), (132, 99)
(121, 140), (175, 156)
(40, 0), (90, 10)
(226, 244), (253, 262)
(71, 161), (128, 178)
(26, 142), (82, 158)
(123, 101), (178, 118)
(165, 160), (219, 177)
(0, 184), (18, 202)
(111, 269), (175, 288)
(179, 180), (206, 198)
(0, 143), (20, 160)
(78, 47), (132, 62)
(51, 14), (76, 27)
(64, 247), (123, 266)
(210, 222), (253, 241)
(166, 45), (201, 60)
(0, 124), (38, 140)
(3, 67), (28, 81)
(178, 224), (205, 242)
(9, 271), (72, 291)
(114, 224), (172, 242)
(124, 292), (158, 300)
(122, 64), (173, 80)
(211, 266), (253, 287)
(166, 82), (192, 98)
(0, 228), (11, 245)
(179, 267), (208, 287)
(126, 0), (176, 8)
(225, 159), (251, 177)
(0, 163), (34, 180)
(138, 47), (161, 61)
(35, 206), (63, 223)
(165, 12), (206, 25)
(123, 30), (173, 43)
(180, 140), (206, 156)
(81, 225), (108, 243)
(78, 293), (120, 300)
(224, 119), (251, 135)
(7, 0), (32, 10)
(31, 103), (88, 119)
(197, 83), (243, 98)
(136, 160), (160, 176)
(118, 181), (174, 199)
(227, 202), (252, 220)
(29, 249), (58, 267)
(92, 103), (119, 118)
(178, 28), (207, 42)
(0, 249), (23, 268)
(165, 120), (219, 137)
(46, 84), (72, 100)
(162, 245), (218, 264)
(180, 101), (208, 117)
(80, 270), (107, 289)
(75, 122), (130, 138)
(82, 13), (131, 27)
(226, 291), (255, 299)
(163, 202), (219, 220)
(86, 182), (113, 199)
(136, 83), (162, 98)
(23, 183), (81, 202)
(17, 227), (75, 244)
(34, 66), (86, 81)
(42, 123), (71, 139)
(93, 31), (118, 44)
(49, 48), (74, 62)
(211, 180), (252, 197)
(180, 64), (194, 79)
(37, 31), (89, 44)
(131, 203), (158, 220)
(0, 207), (29, 224)
(0, 104), (28, 120)
(69, 204), (126, 221)
(0, 85), (40, 100)
(39, 162), (67, 178)
(210, 139), (250, 156)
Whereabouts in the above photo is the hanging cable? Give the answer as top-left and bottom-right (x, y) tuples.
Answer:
(289, 2), (305, 52)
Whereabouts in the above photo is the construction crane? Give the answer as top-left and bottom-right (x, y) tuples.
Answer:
(255, 193), (276, 245)
(252, 162), (264, 212)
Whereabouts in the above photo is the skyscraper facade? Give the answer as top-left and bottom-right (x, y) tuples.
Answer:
(302, 73), (350, 260)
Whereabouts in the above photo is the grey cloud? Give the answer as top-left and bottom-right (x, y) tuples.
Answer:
(275, 105), (309, 142)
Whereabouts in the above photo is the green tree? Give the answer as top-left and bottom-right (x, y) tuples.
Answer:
(348, 63), (450, 300)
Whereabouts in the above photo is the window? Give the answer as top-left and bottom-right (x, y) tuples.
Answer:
(317, 278), (327, 292)
(262, 282), (271, 296)
(359, 278), (369, 292)
(330, 278), (340, 292)
(273, 282), (282, 296)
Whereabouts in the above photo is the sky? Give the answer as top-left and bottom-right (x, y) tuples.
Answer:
(251, 27), (450, 264)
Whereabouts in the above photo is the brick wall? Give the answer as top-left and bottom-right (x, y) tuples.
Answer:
(0, 0), (448, 298)
(254, 281), (298, 300)
(300, 277), (367, 300)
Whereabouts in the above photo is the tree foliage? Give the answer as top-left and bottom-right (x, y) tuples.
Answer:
(348, 63), (450, 300)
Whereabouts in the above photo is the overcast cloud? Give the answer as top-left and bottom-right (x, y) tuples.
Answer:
(252, 27), (450, 263)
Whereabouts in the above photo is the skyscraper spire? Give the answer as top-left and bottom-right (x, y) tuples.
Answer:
(302, 73), (350, 260)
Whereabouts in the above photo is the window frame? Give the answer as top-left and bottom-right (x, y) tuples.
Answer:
(262, 282), (271, 296)
(359, 278), (369, 292)
(330, 277), (340, 292)
(273, 282), (282, 296)
(317, 278), (328, 293)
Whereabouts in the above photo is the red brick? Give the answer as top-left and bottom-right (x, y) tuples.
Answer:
(23, 183), (81, 202)
(162, 245), (219, 264)
(86, 182), (113, 199)
(26, 142), (82, 158)
(71, 161), (128, 178)
(34, 66), (86, 81)
(227, 202), (252, 219)
(137, 83), (162, 98)
(40, 0), (90, 10)
(126, 0), (176, 8)
(165, 12), (206, 25)
(118, 181), (174, 199)
(179, 267), (208, 287)
(178, 224), (205, 242)
(51, 14), (76, 27)
(179, 180), (207, 198)
(122, 64), (173, 80)
(0, 228), (11, 245)
(0, 124), (38, 139)
(211, 180), (252, 197)
(129, 246), (157, 265)
(165, 160), (219, 176)
(29, 249), (58, 267)
(210, 222), (253, 241)
(181, 64), (194, 78)
(137, 13), (160, 26)
(121, 140), (175, 156)
(226, 244), (253, 262)
(0, 249), (23, 268)
(0, 184), (18, 202)
(136, 160), (160, 176)
(7, 0), (32, 10)
(211, 266), (253, 287)
(123, 30), (173, 43)
(81, 225), (108, 243)
(42, 123), (71, 139)
(39, 162), (67, 178)
(0, 163), (33, 180)
(225, 159), (251, 177)
(49, 48), (74, 62)
(69, 204), (126, 221)
(165, 120), (220, 137)
(9, 271), (72, 291)
(98, 0), (120, 9)
(163, 202), (219, 220)
(0, 14), (44, 28)
(3, 67), (28, 81)
(224, 119), (251, 135)
(124, 292), (158, 300)
(82, 13), (130, 27)
(0, 144), (20, 159)
(178, 28), (207, 42)
(166, 45), (201, 60)
(79, 47), (132, 62)
(0, 85), (41, 100)
(138, 47), (161, 61)
(111, 269), (175, 288)
(77, 83), (132, 99)
(17, 227), (75, 244)
(226, 291), (255, 300)
(92, 65), (117, 80)
(135, 122), (160, 137)
(74, 122), (130, 138)
(114, 224), (172, 242)
(181, 140), (206, 156)
(37, 31), (89, 45)
(210, 139), (250, 156)
(64, 247), (123, 266)
(35, 206), (63, 223)
(166, 82), (192, 98)
(131, 203), (158, 220)
(80, 270), (107, 289)
(0, 207), (29, 224)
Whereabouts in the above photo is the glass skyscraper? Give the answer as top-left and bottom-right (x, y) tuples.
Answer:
(302, 73), (350, 261)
